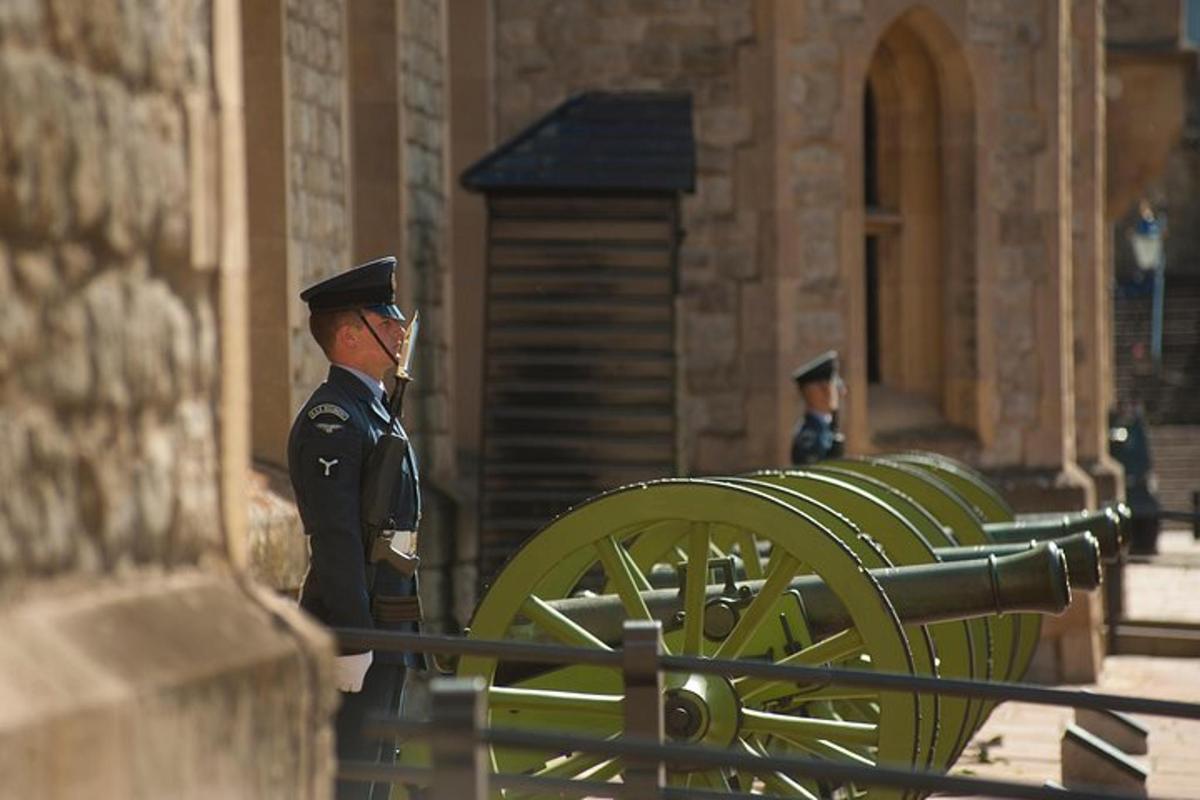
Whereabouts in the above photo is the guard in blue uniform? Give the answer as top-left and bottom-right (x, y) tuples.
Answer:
(790, 350), (846, 465)
(288, 256), (422, 800)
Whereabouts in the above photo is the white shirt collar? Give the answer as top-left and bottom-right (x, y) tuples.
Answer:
(335, 363), (386, 403)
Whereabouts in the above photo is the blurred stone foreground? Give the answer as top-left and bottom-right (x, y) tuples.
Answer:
(0, 1), (335, 797)
(1, 0), (1196, 796)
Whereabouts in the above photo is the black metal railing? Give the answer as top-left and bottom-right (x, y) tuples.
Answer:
(335, 624), (1200, 800)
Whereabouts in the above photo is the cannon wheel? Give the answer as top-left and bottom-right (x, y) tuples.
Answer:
(742, 471), (985, 770)
(458, 479), (920, 799)
(622, 478), (938, 797)
(889, 452), (1015, 521)
(722, 478), (941, 785)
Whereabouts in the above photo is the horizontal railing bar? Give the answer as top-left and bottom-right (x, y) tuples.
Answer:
(480, 729), (1157, 800)
(660, 653), (1200, 721)
(336, 628), (1200, 720)
(336, 760), (431, 784)
(337, 761), (627, 798)
(337, 628), (621, 667)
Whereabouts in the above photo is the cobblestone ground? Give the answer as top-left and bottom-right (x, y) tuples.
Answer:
(949, 529), (1200, 798)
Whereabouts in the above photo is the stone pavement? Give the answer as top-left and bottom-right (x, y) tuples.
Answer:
(947, 529), (1200, 798)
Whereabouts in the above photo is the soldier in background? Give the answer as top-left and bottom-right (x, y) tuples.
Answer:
(791, 350), (846, 465)
(1109, 398), (1161, 555)
(288, 257), (423, 800)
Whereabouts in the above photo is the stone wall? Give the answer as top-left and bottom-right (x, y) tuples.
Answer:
(0, 0), (222, 585)
(492, 0), (777, 474)
(286, 0), (352, 396)
(0, 2), (331, 796)
(779, 2), (1087, 499)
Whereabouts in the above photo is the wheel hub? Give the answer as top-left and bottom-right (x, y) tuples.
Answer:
(662, 673), (740, 748)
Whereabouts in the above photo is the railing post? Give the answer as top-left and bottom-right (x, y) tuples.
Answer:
(430, 677), (489, 800)
(622, 620), (664, 800)
(1103, 550), (1125, 654)
(1192, 491), (1199, 541)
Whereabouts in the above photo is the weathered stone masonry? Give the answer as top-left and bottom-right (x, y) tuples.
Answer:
(0, 3), (331, 797)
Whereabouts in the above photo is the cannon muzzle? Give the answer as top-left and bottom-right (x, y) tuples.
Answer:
(933, 532), (1101, 590)
(983, 506), (1123, 559)
(537, 543), (1070, 645)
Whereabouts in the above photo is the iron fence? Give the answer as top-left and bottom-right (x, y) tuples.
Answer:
(335, 624), (1200, 800)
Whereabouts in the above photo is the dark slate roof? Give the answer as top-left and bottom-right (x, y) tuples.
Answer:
(461, 91), (695, 193)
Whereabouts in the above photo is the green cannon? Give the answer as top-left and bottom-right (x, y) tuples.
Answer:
(400, 451), (1116, 798)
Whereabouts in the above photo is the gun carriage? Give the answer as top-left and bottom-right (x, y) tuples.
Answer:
(406, 452), (1126, 798)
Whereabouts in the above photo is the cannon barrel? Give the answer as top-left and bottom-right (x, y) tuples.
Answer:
(933, 531), (1101, 590)
(982, 506), (1122, 559)
(539, 543), (1070, 644)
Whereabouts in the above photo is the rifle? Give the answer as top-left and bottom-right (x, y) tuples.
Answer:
(360, 312), (421, 575)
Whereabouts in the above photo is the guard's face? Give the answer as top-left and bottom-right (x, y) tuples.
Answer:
(356, 310), (408, 372)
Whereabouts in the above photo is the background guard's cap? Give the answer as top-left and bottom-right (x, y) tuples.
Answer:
(299, 256), (405, 321)
(792, 350), (839, 385)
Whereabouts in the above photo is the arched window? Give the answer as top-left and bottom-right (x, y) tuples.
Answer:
(863, 10), (978, 444)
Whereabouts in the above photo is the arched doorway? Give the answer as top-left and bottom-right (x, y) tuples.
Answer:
(863, 10), (977, 446)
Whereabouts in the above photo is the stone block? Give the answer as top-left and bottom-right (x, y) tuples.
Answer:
(1061, 724), (1148, 796)
(697, 106), (752, 148)
(790, 41), (839, 69)
(0, 0), (44, 43)
(684, 310), (738, 373)
(1075, 707), (1149, 755)
(0, 572), (334, 799)
(246, 464), (309, 593)
(630, 41), (678, 78)
(681, 42), (734, 76)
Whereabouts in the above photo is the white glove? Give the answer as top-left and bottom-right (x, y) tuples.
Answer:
(335, 651), (374, 692)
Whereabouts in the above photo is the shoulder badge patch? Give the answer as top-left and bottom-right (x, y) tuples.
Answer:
(308, 403), (350, 422)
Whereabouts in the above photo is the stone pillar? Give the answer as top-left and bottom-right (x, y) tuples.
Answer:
(447, 0), (493, 625)
(399, 0), (458, 630)
(0, 0), (332, 795)
(975, 0), (1095, 513)
(1072, 0), (1123, 504)
(243, 0), (292, 468)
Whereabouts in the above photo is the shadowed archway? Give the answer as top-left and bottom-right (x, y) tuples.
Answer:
(863, 7), (978, 448)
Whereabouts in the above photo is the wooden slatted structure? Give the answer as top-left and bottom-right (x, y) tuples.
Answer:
(462, 92), (695, 584)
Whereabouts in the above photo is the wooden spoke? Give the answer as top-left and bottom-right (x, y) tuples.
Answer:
(773, 685), (880, 705)
(584, 757), (622, 783)
(682, 523), (710, 655)
(738, 739), (821, 799)
(615, 535), (653, 592)
(489, 686), (622, 717)
(595, 536), (653, 622)
(736, 628), (866, 704)
(741, 707), (879, 748)
(521, 595), (612, 651)
(532, 745), (616, 781)
(774, 733), (875, 768)
(735, 529), (764, 579)
(712, 552), (801, 660)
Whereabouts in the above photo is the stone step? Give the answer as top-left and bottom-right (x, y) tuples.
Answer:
(1074, 707), (1149, 755)
(1060, 724), (1148, 796)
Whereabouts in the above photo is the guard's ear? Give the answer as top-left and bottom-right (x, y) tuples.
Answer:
(335, 315), (363, 350)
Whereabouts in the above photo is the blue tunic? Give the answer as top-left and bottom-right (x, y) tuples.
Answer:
(288, 365), (422, 666)
(790, 411), (843, 465)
